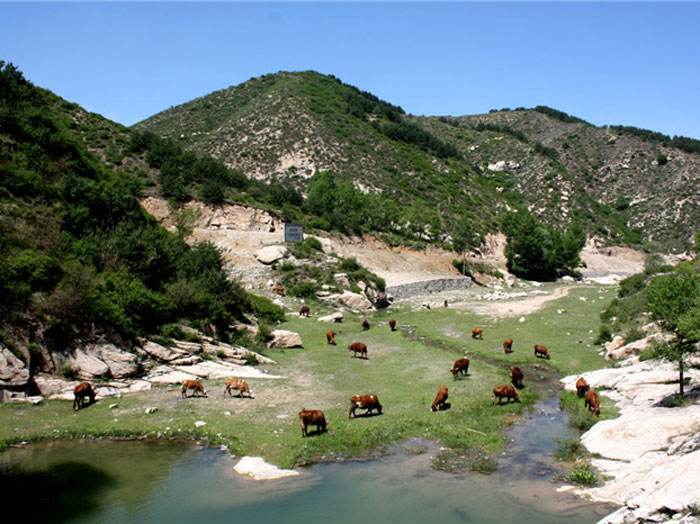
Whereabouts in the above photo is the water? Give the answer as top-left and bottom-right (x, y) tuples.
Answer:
(0, 392), (614, 524)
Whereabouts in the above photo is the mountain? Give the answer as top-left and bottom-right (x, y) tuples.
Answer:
(137, 71), (699, 252)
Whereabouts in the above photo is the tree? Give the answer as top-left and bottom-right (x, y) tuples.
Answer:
(646, 268), (700, 397)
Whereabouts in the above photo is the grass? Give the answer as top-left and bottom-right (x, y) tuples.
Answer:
(565, 462), (598, 486)
(0, 284), (616, 470)
(559, 391), (619, 431)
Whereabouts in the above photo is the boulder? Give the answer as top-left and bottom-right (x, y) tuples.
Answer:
(337, 291), (372, 310)
(605, 335), (625, 354)
(234, 456), (299, 480)
(333, 273), (351, 288)
(267, 330), (303, 349)
(0, 346), (30, 387)
(67, 348), (110, 380)
(255, 245), (288, 265)
(140, 341), (187, 362)
(95, 343), (139, 378)
(318, 312), (343, 323)
(606, 333), (673, 360)
(33, 374), (78, 396)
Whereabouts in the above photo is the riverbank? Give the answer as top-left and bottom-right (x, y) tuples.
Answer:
(562, 356), (700, 523)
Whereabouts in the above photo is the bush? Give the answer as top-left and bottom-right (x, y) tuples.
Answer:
(618, 273), (646, 298)
(247, 293), (285, 323)
(287, 281), (318, 298)
(566, 463), (598, 486)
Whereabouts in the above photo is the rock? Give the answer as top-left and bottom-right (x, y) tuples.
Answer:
(267, 330), (303, 349)
(194, 421), (207, 428)
(333, 273), (351, 288)
(560, 275), (575, 283)
(233, 456), (300, 480)
(318, 312), (343, 323)
(336, 291), (372, 310)
(487, 160), (520, 172)
(145, 407), (158, 414)
(109, 403), (119, 409)
(146, 367), (199, 385)
(140, 341), (187, 362)
(373, 293), (393, 309)
(67, 348), (110, 380)
(95, 343), (139, 378)
(6, 395), (43, 405)
(607, 333), (673, 360)
(518, 316), (526, 323)
(124, 380), (152, 393)
(95, 386), (122, 399)
(33, 374), (78, 396)
(255, 245), (288, 265)
(605, 335), (625, 354)
(0, 345), (30, 387)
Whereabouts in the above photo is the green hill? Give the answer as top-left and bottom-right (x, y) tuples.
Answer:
(137, 71), (699, 251)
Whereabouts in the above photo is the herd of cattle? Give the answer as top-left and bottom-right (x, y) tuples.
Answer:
(71, 308), (602, 437)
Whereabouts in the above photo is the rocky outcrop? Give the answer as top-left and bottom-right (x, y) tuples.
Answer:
(606, 333), (674, 360)
(67, 348), (110, 380)
(318, 311), (343, 323)
(255, 245), (288, 265)
(0, 346), (30, 387)
(267, 330), (303, 349)
(94, 344), (139, 378)
(562, 358), (700, 523)
(335, 291), (373, 310)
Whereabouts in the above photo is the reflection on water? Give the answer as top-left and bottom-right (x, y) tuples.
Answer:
(1, 433), (612, 524)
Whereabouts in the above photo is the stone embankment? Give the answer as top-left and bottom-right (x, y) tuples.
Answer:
(386, 277), (473, 300)
(562, 356), (700, 523)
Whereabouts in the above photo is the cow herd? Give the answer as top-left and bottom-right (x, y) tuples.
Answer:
(70, 312), (601, 438)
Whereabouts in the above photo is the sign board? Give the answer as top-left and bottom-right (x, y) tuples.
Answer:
(284, 223), (304, 243)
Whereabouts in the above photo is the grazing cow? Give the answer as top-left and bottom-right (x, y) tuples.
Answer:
(471, 327), (483, 340)
(326, 329), (337, 345)
(451, 358), (470, 380)
(493, 384), (519, 405)
(511, 367), (524, 389)
(348, 394), (383, 418)
(389, 319), (397, 332)
(73, 382), (96, 410)
(431, 386), (449, 412)
(299, 409), (327, 437)
(584, 389), (601, 416)
(534, 344), (551, 359)
(223, 377), (254, 398)
(181, 379), (207, 398)
(361, 319), (370, 331)
(444, 300), (449, 308)
(349, 341), (368, 359)
(299, 305), (310, 317)
(575, 377), (590, 398)
(272, 284), (285, 296)
(503, 338), (514, 354)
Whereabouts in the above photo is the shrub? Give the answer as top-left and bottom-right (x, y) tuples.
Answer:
(555, 438), (587, 462)
(566, 463), (598, 486)
(287, 281), (318, 298)
(247, 293), (285, 323)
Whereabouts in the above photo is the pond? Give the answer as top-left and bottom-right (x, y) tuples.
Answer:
(0, 390), (614, 524)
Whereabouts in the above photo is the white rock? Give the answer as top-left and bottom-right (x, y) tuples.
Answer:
(255, 245), (288, 265)
(0, 346), (30, 387)
(140, 341), (187, 362)
(67, 348), (110, 380)
(606, 333), (673, 360)
(145, 407), (158, 414)
(518, 316), (526, 323)
(33, 373), (77, 396)
(333, 273), (351, 288)
(336, 291), (372, 310)
(318, 312), (344, 323)
(267, 330), (303, 349)
(95, 343), (139, 378)
(234, 456), (299, 480)
(194, 420), (207, 428)
(605, 335), (625, 354)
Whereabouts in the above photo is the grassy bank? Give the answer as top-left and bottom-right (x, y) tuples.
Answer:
(0, 284), (614, 469)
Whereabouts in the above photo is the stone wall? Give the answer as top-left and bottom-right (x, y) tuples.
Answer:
(386, 277), (473, 300)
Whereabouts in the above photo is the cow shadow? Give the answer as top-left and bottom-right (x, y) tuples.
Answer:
(435, 402), (451, 411)
(351, 411), (384, 418)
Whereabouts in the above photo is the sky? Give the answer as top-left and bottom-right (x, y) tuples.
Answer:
(2, 2), (699, 138)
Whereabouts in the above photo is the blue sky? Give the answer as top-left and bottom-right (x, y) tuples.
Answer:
(2, 2), (699, 137)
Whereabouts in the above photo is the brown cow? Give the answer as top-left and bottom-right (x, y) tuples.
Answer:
(223, 377), (254, 398)
(584, 389), (601, 416)
(576, 377), (590, 398)
(361, 319), (370, 331)
(444, 300), (449, 308)
(73, 382), (96, 410)
(349, 341), (368, 359)
(493, 384), (519, 405)
(388, 319), (397, 332)
(431, 386), (449, 412)
(534, 344), (551, 359)
(451, 358), (470, 380)
(181, 379), (207, 398)
(326, 329), (337, 345)
(299, 305), (310, 317)
(348, 394), (383, 418)
(511, 367), (524, 389)
(299, 409), (327, 437)
(503, 338), (514, 354)
(471, 327), (483, 340)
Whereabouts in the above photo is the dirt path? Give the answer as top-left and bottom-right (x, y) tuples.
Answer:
(460, 286), (578, 318)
